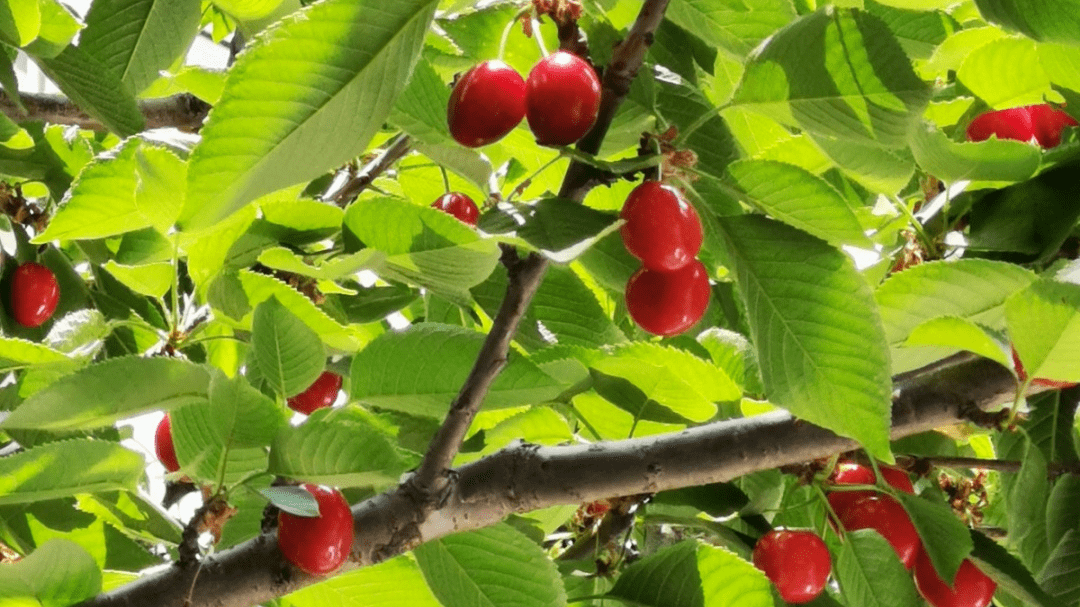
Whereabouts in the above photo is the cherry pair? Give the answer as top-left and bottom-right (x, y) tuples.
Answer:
(966, 103), (1078, 148)
(448, 51), (601, 148)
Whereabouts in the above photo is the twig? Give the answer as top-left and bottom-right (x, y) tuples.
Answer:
(897, 455), (1080, 477)
(0, 91), (211, 132)
(324, 134), (413, 206)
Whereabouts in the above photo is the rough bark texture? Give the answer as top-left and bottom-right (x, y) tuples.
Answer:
(0, 91), (211, 132)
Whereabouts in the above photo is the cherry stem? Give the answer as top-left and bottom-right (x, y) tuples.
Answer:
(506, 153), (563, 201)
(439, 166), (450, 194)
(497, 11), (524, 62)
(532, 15), (549, 57)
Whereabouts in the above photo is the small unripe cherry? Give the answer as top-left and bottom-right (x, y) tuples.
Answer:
(287, 371), (343, 415)
(752, 529), (831, 604)
(431, 192), (480, 226)
(11, 262), (60, 328)
(525, 51), (602, 146)
(625, 260), (710, 336)
(155, 415), (180, 474)
(620, 181), (703, 271)
(277, 484), (354, 575)
(447, 60), (527, 148)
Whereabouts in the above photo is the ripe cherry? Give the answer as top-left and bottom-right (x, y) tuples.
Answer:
(826, 460), (914, 515)
(431, 192), (480, 226)
(966, 107), (1035, 144)
(625, 259), (710, 337)
(155, 415), (180, 474)
(278, 484), (354, 575)
(1010, 345), (1077, 389)
(287, 371), (343, 415)
(447, 60), (526, 148)
(913, 550), (996, 607)
(1027, 104), (1078, 148)
(525, 51), (602, 146)
(620, 181), (703, 271)
(752, 529), (831, 604)
(836, 494), (921, 569)
(11, 262), (59, 328)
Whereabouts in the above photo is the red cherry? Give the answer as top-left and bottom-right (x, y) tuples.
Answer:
(966, 107), (1035, 144)
(620, 181), (703, 271)
(1011, 345), (1078, 389)
(447, 60), (526, 148)
(11, 262), (59, 328)
(287, 371), (343, 415)
(155, 415), (180, 474)
(583, 500), (610, 518)
(625, 260), (710, 337)
(752, 529), (831, 604)
(837, 494), (921, 569)
(913, 550), (996, 607)
(1027, 104), (1078, 148)
(525, 51), (602, 146)
(827, 461), (914, 515)
(277, 484), (354, 575)
(431, 192), (480, 226)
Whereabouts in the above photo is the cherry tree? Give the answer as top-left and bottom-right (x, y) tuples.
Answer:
(0, 0), (1078, 606)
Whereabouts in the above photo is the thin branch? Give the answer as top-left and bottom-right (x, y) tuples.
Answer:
(324, 134), (413, 206)
(77, 355), (1033, 607)
(0, 91), (211, 132)
(896, 455), (1080, 477)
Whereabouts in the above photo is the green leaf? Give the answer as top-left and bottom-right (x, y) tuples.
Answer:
(79, 0), (202, 95)
(171, 373), (286, 484)
(486, 198), (621, 261)
(0, 539), (100, 607)
(0, 0), (41, 48)
(903, 316), (1009, 367)
(415, 523), (567, 607)
(1009, 443), (1052, 572)
(0, 336), (69, 372)
(33, 140), (186, 242)
(865, 0), (959, 60)
(726, 159), (872, 247)
(1, 357), (211, 432)
(388, 58), (452, 145)
(975, 0), (1080, 45)
(1047, 476), (1080, 552)
(250, 296), (325, 398)
(896, 493), (973, 584)
(260, 485), (319, 517)
(836, 530), (922, 607)
(1006, 280), (1080, 384)
(909, 121), (1040, 184)
(256, 247), (384, 281)
(350, 324), (565, 418)
(959, 36), (1052, 109)
(1038, 529), (1080, 605)
(0, 439), (144, 505)
(968, 162), (1080, 260)
(733, 9), (929, 148)
(717, 214), (893, 461)
(22, 0), (81, 58)
(180, 0), (438, 230)
(875, 259), (1035, 373)
(35, 46), (145, 136)
(103, 261), (174, 298)
(970, 529), (1056, 607)
(664, 0), (795, 59)
(213, 0), (290, 21)
(269, 407), (410, 489)
(283, 555), (443, 607)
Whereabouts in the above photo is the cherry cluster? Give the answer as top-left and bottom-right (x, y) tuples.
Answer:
(6, 261), (60, 328)
(620, 181), (709, 336)
(433, 50), (602, 225)
(753, 461), (996, 606)
(966, 103), (1078, 148)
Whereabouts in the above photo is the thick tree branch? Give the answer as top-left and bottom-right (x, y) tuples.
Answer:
(78, 355), (1039, 607)
(0, 91), (210, 132)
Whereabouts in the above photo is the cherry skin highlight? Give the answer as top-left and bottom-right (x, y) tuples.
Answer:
(277, 484), (354, 576)
(525, 51), (602, 146)
(155, 415), (180, 474)
(752, 529), (831, 604)
(287, 371), (343, 415)
(913, 550), (996, 607)
(624, 259), (710, 336)
(447, 60), (526, 148)
(836, 494), (922, 569)
(431, 192), (480, 226)
(11, 262), (60, 328)
(620, 181), (703, 271)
